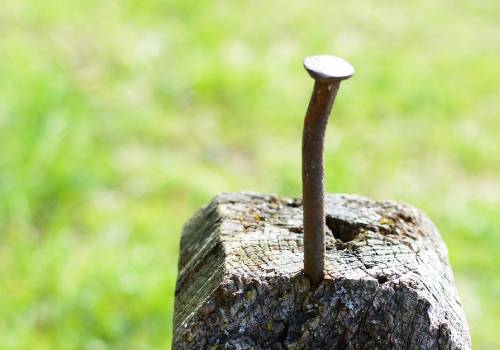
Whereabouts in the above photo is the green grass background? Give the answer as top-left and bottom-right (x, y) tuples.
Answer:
(0, 0), (499, 348)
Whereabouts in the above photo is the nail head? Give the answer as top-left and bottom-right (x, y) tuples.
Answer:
(304, 55), (354, 82)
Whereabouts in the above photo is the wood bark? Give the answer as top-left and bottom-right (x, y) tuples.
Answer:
(173, 192), (470, 349)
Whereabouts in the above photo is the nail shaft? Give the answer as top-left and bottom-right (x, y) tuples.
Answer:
(302, 81), (340, 284)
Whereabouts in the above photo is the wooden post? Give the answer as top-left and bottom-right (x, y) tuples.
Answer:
(173, 192), (470, 349)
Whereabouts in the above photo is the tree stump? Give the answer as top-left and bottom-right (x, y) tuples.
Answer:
(173, 192), (470, 349)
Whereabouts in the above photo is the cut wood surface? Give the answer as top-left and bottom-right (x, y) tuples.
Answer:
(173, 192), (470, 349)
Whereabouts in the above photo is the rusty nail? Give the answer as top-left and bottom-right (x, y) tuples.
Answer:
(302, 55), (354, 284)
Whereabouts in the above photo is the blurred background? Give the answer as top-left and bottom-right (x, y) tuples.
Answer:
(0, 0), (499, 348)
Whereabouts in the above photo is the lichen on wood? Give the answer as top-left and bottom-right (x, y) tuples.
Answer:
(173, 192), (470, 349)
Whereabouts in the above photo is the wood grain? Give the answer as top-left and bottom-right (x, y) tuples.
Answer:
(173, 192), (470, 349)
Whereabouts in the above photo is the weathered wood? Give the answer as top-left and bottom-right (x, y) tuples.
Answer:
(173, 192), (470, 349)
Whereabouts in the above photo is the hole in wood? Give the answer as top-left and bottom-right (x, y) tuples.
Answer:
(325, 215), (361, 242)
(377, 274), (389, 285)
(289, 226), (303, 234)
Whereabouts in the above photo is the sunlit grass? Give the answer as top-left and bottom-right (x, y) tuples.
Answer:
(0, 0), (499, 348)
